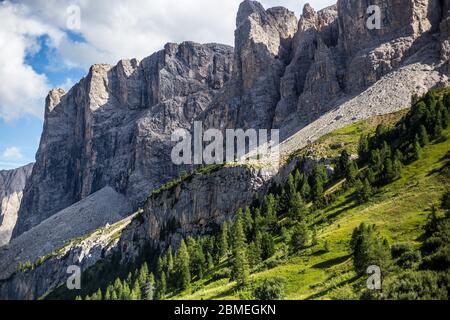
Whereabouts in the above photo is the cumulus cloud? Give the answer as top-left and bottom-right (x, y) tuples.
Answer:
(2, 146), (24, 160)
(0, 0), (335, 121)
(0, 2), (63, 121)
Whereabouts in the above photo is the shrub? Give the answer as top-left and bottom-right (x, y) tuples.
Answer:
(253, 277), (286, 300)
(396, 250), (421, 269)
(391, 243), (414, 259)
(384, 271), (448, 300)
(420, 246), (450, 271)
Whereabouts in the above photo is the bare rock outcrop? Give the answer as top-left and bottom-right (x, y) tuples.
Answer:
(119, 165), (273, 263)
(0, 164), (33, 246)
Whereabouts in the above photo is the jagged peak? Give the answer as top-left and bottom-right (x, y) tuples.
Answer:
(45, 88), (66, 114)
(236, 0), (266, 28)
(302, 3), (316, 19)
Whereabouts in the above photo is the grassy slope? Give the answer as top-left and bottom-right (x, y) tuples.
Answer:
(173, 112), (450, 300)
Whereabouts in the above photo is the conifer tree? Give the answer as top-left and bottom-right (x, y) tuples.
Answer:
(356, 178), (373, 203)
(358, 134), (370, 163)
(176, 239), (191, 290)
(263, 194), (277, 229)
(288, 192), (307, 221)
(218, 221), (229, 259)
(346, 161), (358, 184)
(156, 272), (167, 299)
(311, 174), (324, 202)
(131, 281), (141, 300)
(233, 213), (246, 253)
(261, 232), (275, 260)
(207, 252), (214, 270)
(233, 247), (250, 287)
(243, 207), (254, 236)
(290, 222), (309, 253)
(142, 272), (155, 300)
(337, 149), (351, 178)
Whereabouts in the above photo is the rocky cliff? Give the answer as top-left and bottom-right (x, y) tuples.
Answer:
(2, 0), (450, 299)
(13, 42), (233, 237)
(0, 164), (33, 246)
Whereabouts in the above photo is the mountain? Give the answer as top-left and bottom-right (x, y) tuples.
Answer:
(0, 0), (449, 299)
(0, 164), (33, 247)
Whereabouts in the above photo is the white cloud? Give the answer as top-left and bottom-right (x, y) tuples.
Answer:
(0, 1), (63, 121)
(2, 146), (24, 160)
(16, 0), (335, 68)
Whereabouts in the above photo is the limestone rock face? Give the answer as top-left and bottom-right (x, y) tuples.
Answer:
(119, 165), (273, 263)
(3, 0), (450, 300)
(0, 164), (33, 247)
(13, 42), (233, 238)
(441, 2), (450, 74)
(202, 0), (298, 131)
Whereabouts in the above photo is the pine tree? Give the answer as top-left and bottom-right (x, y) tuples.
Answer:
(285, 173), (296, 201)
(365, 167), (376, 184)
(311, 174), (324, 202)
(156, 272), (167, 299)
(346, 161), (358, 184)
(142, 272), (155, 300)
(370, 149), (383, 174)
(393, 158), (402, 179)
(300, 176), (311, 200)
(383, 157), (395, 182)
(193, 244), (206, 280)
(253, 207), (263, 233)
(131, 281), (141, 300)
(337, 149), (351, 178)
(110, 289), (118, 301)
(350, 223), (391, 275)
(249, 231), (263, 265)
(121, 282), (131, 300)
(206, 252), (214, 270)
(233, 213), (246, 253)
(263, 194), (277, 229)
(104, 285), (112, 300)
(288, 192), (307, 221)
(355, 178), (373, 203)
(138, 262), (149, 285)
(156, 256), (164, 278)
(261, 232), (275, 260)
(358, 134), (370, 163)
(381, 141), (391, 160)
(167, 246), (174, 275)
(218, 221), (229, 259)
(429, 105), (443, 139)
(233, 247), (250, 287)
(176, 239), (191, 290)
(290, 222), (309, 253)
(243, 207), (254, 236)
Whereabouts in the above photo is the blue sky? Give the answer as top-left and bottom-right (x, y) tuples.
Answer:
(0, 0), (334, 170)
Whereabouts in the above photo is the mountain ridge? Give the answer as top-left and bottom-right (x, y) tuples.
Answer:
(0, 0), (449, 300)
